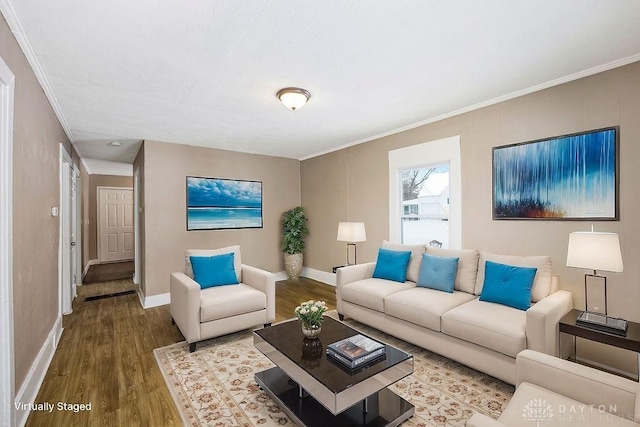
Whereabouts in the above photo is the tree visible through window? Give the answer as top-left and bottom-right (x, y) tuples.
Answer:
(400, 163), (450, 246)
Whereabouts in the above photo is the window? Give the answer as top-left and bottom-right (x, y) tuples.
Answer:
(389, 135), (461, 248)
(400, 164), (450, 245)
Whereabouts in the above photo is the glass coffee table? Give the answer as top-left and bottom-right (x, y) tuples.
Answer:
(253, 316), (414, 426)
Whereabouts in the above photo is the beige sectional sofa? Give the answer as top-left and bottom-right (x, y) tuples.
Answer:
(336, 242), (573, 385)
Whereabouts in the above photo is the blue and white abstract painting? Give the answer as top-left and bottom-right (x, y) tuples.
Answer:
(187, 177), (263, 230)
(493, 127), (617, 220)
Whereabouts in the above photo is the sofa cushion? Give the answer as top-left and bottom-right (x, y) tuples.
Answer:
(200, 283), (266, 322)
(441, 299), (526, 358)
(190, 253), (239, 288)
(372, 248), (412, 283)
(426, 247), (479, 294)
(479, 261), (537, 310)
(384, 288), (476, 331)
(417, 253), (459, 293)
(186, 245), (242, 282)
(340, 278), (415, 312)
(498, 382), (638, 426)
(382, 241), (425, 282)
(474, 252), (552, 302)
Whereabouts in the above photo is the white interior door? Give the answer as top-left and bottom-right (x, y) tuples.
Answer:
(98, 187), (134, 262)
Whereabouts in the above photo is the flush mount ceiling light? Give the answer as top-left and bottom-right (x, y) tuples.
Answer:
(109, 141), (122, 146)
(276, 87), (311, 111)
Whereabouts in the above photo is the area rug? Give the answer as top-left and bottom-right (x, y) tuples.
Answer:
(154, 313), (514, 426)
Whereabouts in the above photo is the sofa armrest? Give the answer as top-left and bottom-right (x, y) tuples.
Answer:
(526, 289), (572, 356)
(516, 350), (638, 420)
(336, 262), (376, 314)
(170, 272), (201, 343)
(241, 264), (276, 323)
(465, 413), (506, 427)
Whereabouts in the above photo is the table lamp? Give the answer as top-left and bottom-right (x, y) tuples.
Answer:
(337, 222), (366, 266)
(566, 226), (625, 330)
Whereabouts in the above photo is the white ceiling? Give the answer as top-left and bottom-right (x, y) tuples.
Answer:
(3, 1), (640, 163)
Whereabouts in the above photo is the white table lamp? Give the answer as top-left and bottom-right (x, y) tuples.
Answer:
(566, 227), (624, 330)
(337, 222), (366, 265)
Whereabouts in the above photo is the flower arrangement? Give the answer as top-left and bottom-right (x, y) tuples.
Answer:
(294, 300), (327, 327)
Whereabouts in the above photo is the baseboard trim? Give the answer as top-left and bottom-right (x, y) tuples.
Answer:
(82, 259), (98, 279)
(272, 271), (288, 282)
(14, 315), (63, 427)
(139, 291), (170, 309)
(301, 267), (336, 286)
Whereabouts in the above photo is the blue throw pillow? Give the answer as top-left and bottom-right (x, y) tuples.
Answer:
(372, 248), (412, 283)
(479, 261), (537, 310)
(417, 253), (459, 293)
(190, 253), (239, 289)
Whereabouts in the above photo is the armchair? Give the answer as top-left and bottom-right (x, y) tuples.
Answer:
(467, 350), (640, 426)
(170, 245), (275, 352)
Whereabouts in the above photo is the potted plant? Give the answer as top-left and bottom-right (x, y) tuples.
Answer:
(281, 206), (309, 279)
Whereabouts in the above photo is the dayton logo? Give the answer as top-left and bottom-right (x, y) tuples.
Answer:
(522, 398), (554, 426)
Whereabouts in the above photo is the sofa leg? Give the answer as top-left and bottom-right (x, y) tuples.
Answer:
(189, 342), (197, 353)
(264, 323), (272, 328)
(338, 314), (344, 321)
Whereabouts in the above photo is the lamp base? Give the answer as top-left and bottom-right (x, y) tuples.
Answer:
(576, 311), (628, 336)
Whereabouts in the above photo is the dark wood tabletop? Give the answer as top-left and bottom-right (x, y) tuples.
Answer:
(559, 309), (640, 353)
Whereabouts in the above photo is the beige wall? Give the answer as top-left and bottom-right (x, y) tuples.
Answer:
(86, 174), (133, 263)
(140, 140), (300, 297)
(1, 15), (73, 390)
(302, 62), (640, 373)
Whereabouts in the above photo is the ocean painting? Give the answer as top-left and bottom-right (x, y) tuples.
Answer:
(493, 127), (617, 220)
(187, 177), (263, 230)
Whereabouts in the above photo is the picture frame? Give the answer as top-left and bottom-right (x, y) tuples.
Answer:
(186, 176), (263, 230)
(492, 127), (619, 220)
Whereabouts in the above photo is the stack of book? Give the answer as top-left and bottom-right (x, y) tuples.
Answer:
(326, 334), (386, 370)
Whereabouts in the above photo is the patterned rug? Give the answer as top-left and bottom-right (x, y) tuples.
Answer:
(154, 313), (514, 426)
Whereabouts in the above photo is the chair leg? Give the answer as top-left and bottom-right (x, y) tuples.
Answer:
(264, 323), (272, 328)
(189, 342), (197, 353)
(338, 314), (344, 321)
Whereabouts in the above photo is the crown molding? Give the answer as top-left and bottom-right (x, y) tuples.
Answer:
(299, 53), (640, 161)
(0, 0), (74, 142)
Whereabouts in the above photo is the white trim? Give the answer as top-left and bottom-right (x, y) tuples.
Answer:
(299, 53), (640, 161)
(301, 267), (336, 286)
(59, 145), (74, 315)
(133, 168), (140, 285)
(13, 315), (62, 427)
(138, 291), (170, 309)
(0, 54), (16, 427)
(74, 165), (82, 287)
(0, 0), (74, 143)
(82, 259), (99, 279)
(272, 271), (289, 282)
(389, 136), (462, 248)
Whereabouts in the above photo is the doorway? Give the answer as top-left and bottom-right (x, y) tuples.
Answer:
(60, 145), (78, 315)
(97, 187), (134, 263)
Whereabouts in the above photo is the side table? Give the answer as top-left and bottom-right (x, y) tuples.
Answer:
(559, 309), (640, 381)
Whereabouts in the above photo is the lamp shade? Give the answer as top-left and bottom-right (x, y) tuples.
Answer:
(566, 231), (623, 272)
(337, 222), (366, 243)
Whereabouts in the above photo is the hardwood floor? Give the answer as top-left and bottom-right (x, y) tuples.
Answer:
(26, 276), (337, 426)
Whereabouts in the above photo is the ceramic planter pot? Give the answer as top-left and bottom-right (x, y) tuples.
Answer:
(284, 252), (303, 279)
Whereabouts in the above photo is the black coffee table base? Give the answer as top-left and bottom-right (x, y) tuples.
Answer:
(255, 367), (415, 427)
